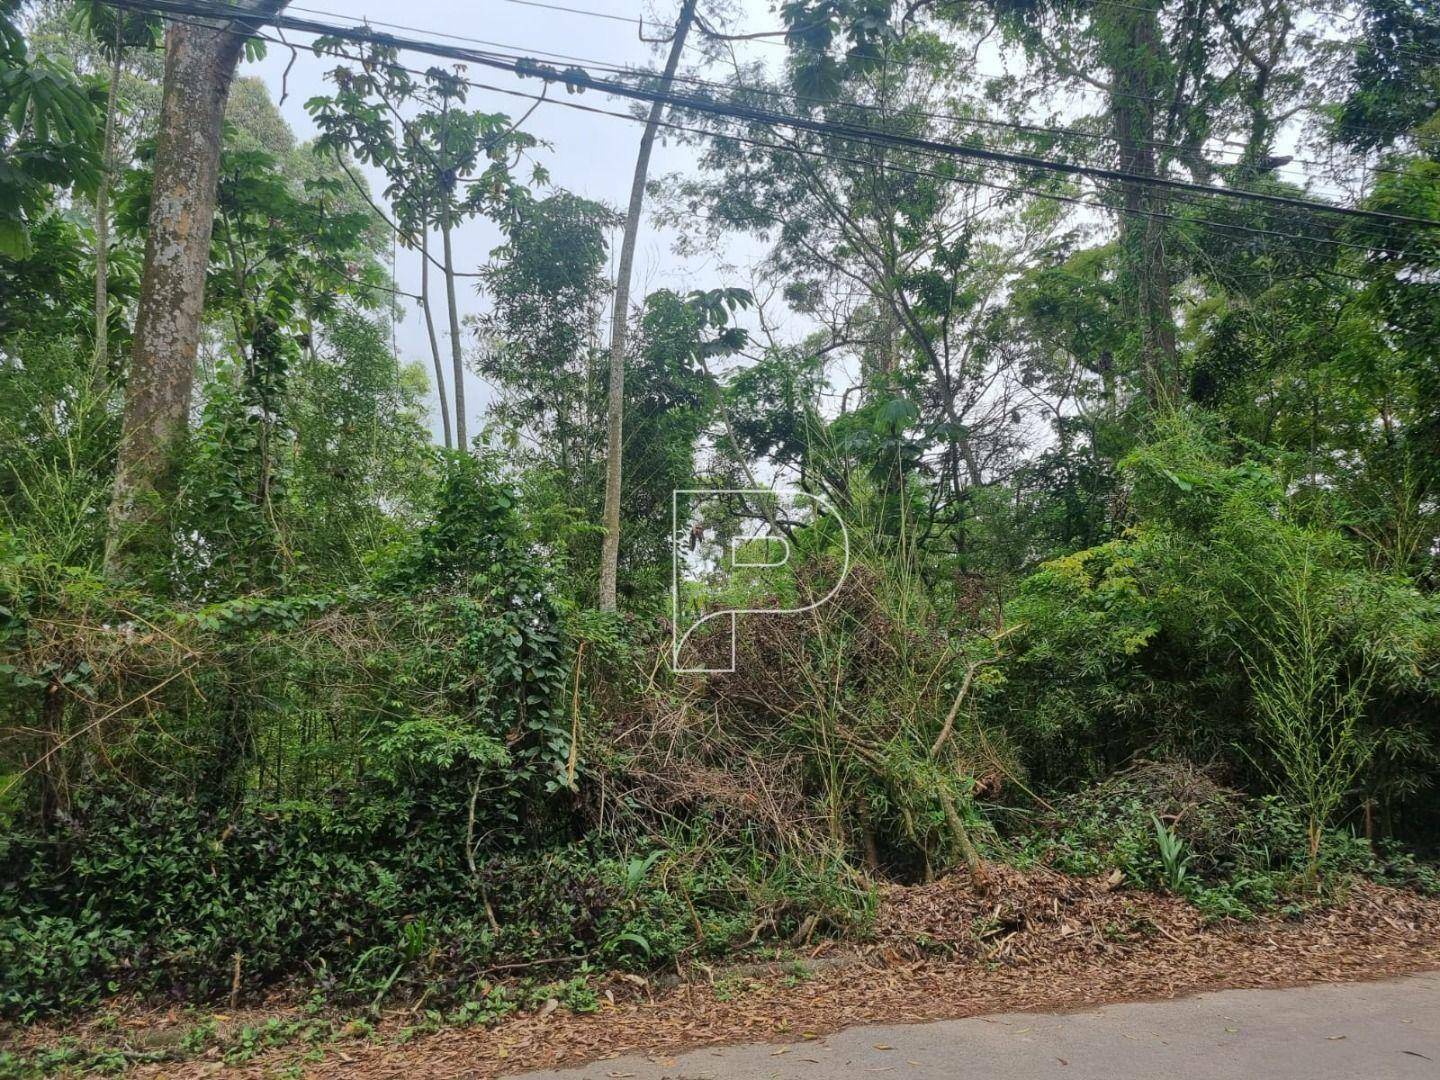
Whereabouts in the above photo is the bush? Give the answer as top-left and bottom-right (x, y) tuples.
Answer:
(0, 914), (135, 1021)
(995, 417), (1439, 834)
(1, 793), (422, 1017)
(1021, 761), (1381, 917)
(0, 786), (808, 1020)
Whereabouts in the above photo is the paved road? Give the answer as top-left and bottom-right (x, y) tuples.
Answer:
(509, 972), (1440, 1080)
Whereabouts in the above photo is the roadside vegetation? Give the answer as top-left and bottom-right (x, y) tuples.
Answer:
(1, 0), (1438, 1065)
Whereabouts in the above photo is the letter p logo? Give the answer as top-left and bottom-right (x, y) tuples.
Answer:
(670, 488), (850, 673)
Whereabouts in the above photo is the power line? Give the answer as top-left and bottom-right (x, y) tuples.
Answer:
(117, 0), (1424, 277)
(533, 82), (1408, 259)
(98, 0), (1440, 236)
(473, 0), (1440, 123)
(483, 0), (637, 27)
(119, 3), (1436, 262)
(282, 0), (1434, 157)
(721, 8), (1440, 155)
(167, 9), (1413, 259)
(101, 0), (1434, 264)
(469, 0), (1440, 71)
(702, 0), (1440, 71)
(188, 0), (1420, 191)
(286, 0), (1387, 196)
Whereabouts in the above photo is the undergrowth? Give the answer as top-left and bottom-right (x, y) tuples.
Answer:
(1014, 761), (1429, 919)
(0, 789), (872, 1022)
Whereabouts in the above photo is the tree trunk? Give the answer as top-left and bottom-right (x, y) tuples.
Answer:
(91, 29), (122, 393)
(104, 4), (288, 581)
(440, 213), (466, 450)
(597, 0), (698, 612)
(1106, 2), (1178, 409)
(36, 686), (66, 830)
(420, 227), (453, 450)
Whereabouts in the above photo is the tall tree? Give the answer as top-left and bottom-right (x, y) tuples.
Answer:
(90, 8), (122, 386)
(597, 0), (699, 612)
(419, 222), (453, 449)
(1098, 0), (1179, 406)
(475, 191), (616, 483)
(308, 50), (538, 450)
(657, 31), (1060, 561)
(104, 2), (288, 581)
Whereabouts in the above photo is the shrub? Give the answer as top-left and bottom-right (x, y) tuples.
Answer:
(0, 786), (815, 1020)
(995, 417), (1439, 836)
(1022, 761), (1381, 917)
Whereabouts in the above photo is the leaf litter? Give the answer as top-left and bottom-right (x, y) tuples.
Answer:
(24, 868), (1440, 1079)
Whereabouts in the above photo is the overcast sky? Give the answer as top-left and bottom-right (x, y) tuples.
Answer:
(242, 0), (782, 441)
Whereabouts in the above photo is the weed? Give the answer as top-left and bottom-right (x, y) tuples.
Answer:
(1152, 815), (1192, 894)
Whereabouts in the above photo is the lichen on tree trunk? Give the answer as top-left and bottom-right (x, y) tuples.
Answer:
(104, 4), (289, 582)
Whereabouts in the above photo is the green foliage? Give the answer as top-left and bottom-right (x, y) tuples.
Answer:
(0, 791), (843, 1021)
(0, 5), (100, 259)
(0, 448), (574, 828)
(0, 334), (117, 566)
(0, 913), (135, 1021)
(306, 40), (541, 242)
(1, 793), (412, 1020)
(285, 312), (432, 581)
(998, 417), (1439, 820)
(4, 0), (1440, 1035)
(357, 451), (576, 799)
(616, 291), (719, 599)
(1025, 763), (1381, 919)
(470, 191), (615, 593)
(1333, 0), (1440, 155)
(1151, 814), (1190, 893)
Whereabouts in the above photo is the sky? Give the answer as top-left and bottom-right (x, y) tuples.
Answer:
(241, 0), (783, 442)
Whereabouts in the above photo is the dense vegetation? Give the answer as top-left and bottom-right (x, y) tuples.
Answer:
(1, 0), (1438, 1028)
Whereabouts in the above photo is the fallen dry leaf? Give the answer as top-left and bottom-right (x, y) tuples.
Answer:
(11, 872), (1439, 1080)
